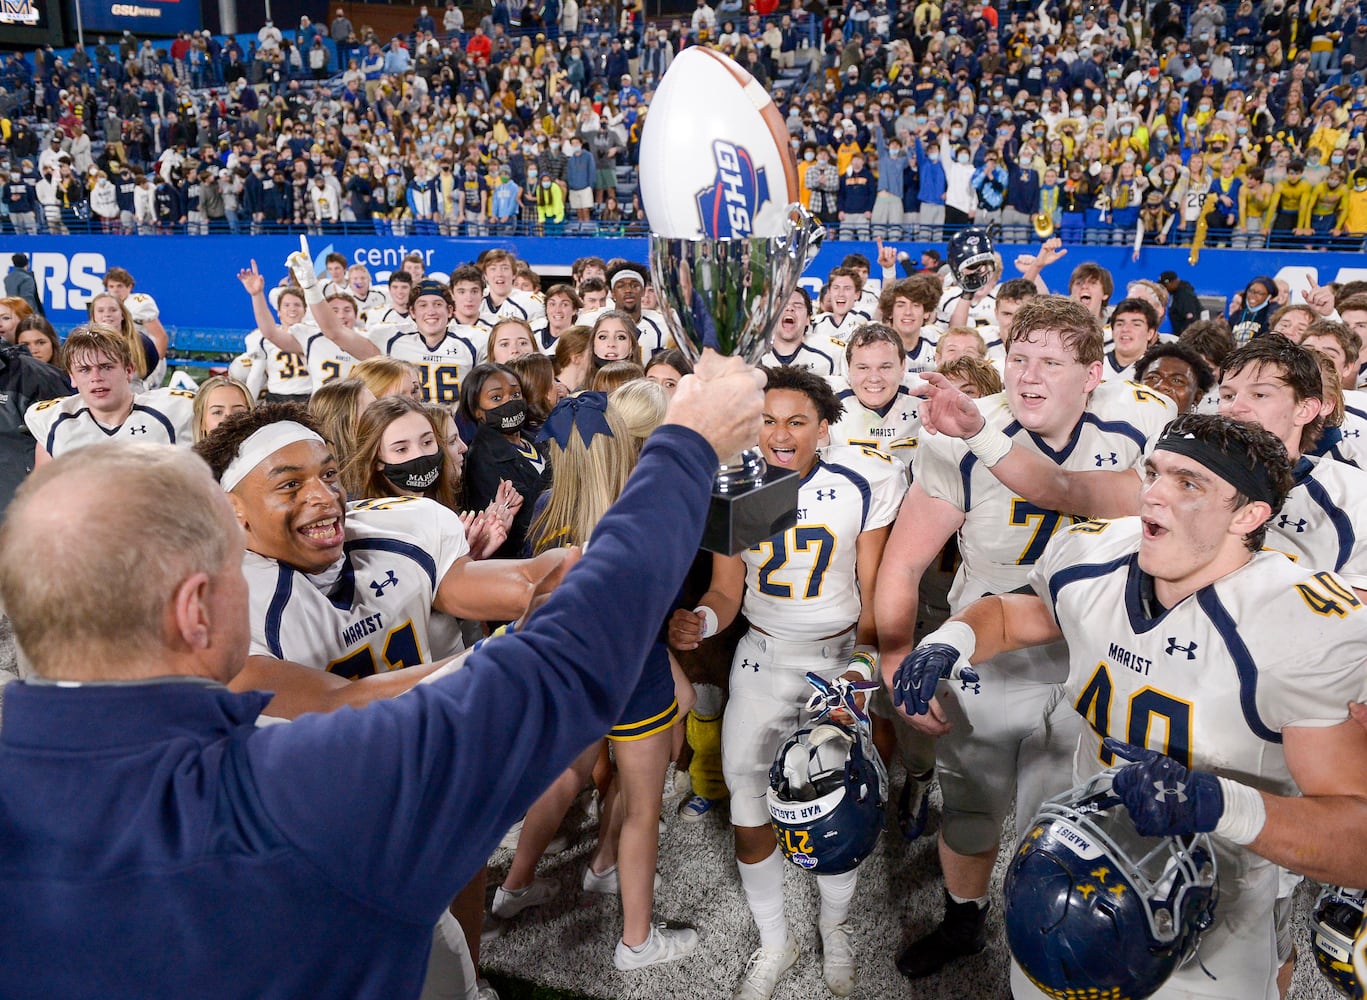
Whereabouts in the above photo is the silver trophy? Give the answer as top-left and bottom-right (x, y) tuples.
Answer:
(651, 204), (824, 554)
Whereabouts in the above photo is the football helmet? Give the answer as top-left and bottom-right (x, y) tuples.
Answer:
(1004, 769), (1219, 1000)
(767, 713), (887, 875)
(1311, 885), (1367, 998)
(947, 226), (998, 293)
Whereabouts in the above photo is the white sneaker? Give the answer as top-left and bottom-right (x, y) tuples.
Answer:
(498, 818), (524, 851)
(582, 864), (662, 895)
(545, 832), (570, 854)
(670, 768), (692, 800)
(613, 923), (700, 971)
(497, 819), (569, 855)
(480, 917), (506, 946)
(732, 935), (799, 1000)
(490, 877), (558, 920)
(475, 978), (500, 999)
(819, 921), (857, 996)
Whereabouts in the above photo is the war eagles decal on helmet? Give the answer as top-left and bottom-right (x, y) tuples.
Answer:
(767, 718), (888, 875)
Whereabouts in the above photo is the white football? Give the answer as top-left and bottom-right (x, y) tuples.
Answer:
(639, 47), (798, 240)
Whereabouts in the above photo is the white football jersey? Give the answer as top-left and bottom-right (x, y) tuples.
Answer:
(913, 379), (1175, 609)
(903, 330), (940, 374)
(123, 290), (159, 328)
(375, 327), (486, 406)
(1263, 455), (1367, 589)
(120, 291), (167, 390)
(1099, 349), (1137, 383)
(245, 496), (469, 675)
(978, 322), (1007, 372)
(301, 330), (361, 388)
(740, 448), (903, 641)
(809, 309), (867, 349)
(26, 387), (196, 457)
(479, 288), (544, 327)
(531, 319), (560, 354)
(368, 306), (416, 332)
(856, 285), (881, 319)
(760, 340), (842, 376)
(936, 285), (997, 328)
(577, 308), (671, 355)
(826, 375), (922, 466)
(1342, 387), (1367, 420)
(1030, 517), (1367, 998)
(351, 288), (389, 319)
(1311, 412), (1367, 469)
(240, 330), (312, 397)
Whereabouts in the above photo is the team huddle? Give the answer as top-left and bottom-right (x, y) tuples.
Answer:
(7, 227), (1367, 1000)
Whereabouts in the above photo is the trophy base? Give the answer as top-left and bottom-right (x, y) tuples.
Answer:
(701, 464), (800, 556)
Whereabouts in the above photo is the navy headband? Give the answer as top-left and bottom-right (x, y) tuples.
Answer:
(1153, 429), (1277, 506)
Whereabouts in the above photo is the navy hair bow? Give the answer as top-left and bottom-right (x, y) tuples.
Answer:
(537, 391), (614, 449)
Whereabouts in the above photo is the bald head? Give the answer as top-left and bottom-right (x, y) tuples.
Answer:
(0, 444), (243, 680)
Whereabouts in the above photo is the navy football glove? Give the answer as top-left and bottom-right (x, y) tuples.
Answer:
(1106, 738), (1224, 838)
(891, 644), (979, 717)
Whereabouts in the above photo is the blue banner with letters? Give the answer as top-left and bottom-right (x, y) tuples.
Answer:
(1, 235), (1360, 341)
(75, 0), (202, 37)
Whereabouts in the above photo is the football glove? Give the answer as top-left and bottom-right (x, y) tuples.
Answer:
(1105, 738), (1224, 838)
(891, 621), (979, 717)
(286, 235), (320, 299)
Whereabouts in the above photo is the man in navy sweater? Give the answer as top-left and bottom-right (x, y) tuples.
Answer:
(838, 150), (876, 242)
(0, 352), (763, 999)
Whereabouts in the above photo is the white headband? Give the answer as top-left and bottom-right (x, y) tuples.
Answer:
(220, 421), (326, 493)
(610, 269), (645, 289)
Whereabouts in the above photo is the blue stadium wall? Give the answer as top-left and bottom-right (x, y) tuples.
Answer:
(1, 235), (1360, 335)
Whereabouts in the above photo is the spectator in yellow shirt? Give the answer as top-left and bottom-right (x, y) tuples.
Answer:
(534, 176), (565, 230)
(1307, 109), (1346, 163)
(1264, 158), (1313, 241)
(835, 123), (863, 175)
(1301, 168), (1349, 238)
(1335, 172), (1367, 242)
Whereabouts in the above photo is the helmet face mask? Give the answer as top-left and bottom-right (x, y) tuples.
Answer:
(1311, 885), (1367, 998)
(767, 721), (888, 875)
(1004, 770), (1219, 1000)
(948, 226), (998, 293)
(956, 258), (997, 292)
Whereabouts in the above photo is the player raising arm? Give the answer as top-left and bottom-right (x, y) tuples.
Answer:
(238, 244), (379, 388)
(893, 413), (1367, 999)
(918, 334), (1367, 600)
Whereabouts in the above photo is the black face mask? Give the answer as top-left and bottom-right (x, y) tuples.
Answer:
(380, 449), (444, 491)
(484, 398), (527, 434)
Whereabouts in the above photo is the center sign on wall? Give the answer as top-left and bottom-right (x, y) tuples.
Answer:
(76, 0), (201, 35)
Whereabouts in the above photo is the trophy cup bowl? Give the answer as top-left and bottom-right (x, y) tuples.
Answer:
(651, 204), (824, 555)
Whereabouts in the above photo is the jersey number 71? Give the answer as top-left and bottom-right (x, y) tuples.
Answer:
(327, 619), (423, 678)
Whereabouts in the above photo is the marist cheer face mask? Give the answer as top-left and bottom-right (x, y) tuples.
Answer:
(380, 449), (444, 491)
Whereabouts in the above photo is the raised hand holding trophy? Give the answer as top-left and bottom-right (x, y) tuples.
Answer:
(638, 47), (823, 554)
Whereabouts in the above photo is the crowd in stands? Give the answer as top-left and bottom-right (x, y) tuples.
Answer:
(5, 0), (1367, 246)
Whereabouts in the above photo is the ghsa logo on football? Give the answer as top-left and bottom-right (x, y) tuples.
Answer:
(695, 140), (771, 240)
